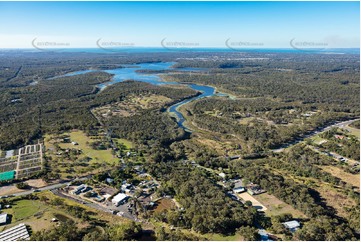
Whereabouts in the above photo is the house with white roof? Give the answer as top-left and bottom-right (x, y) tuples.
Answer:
(283, 220), (301, 232)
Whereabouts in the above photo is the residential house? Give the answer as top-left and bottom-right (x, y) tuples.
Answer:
(283, 220), (301, 232)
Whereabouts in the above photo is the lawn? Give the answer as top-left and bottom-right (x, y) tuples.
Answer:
(0, 191), (129, 234)
(0, 197), (71, 232)
(310, 135), (327, 145)
(345, 126), (360, 139)
(114, 138), (134, 150)
(62, 131), (118, 164)
(9, 199), (43, 221)
(205, 232), (243, 241)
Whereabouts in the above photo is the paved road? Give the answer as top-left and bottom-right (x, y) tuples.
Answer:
(272, 118), (359, 153)
(0, 182), (68, 198)
(1, 176), (89, 198)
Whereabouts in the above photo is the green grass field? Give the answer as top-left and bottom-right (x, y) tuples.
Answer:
(310, 135), (327, 145)
(206, 233), (243, 241)
(346, 126), (360, 139)
(7, 199), (43, 221)
(0, 198), (59, 232)
(61, 131), (118, 164)
(0, 191), (128, 233)
(45, 130), (122, 178)
(114, 138), (134, 150)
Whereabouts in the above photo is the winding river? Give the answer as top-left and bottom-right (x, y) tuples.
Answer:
(51, 62), (224, 131)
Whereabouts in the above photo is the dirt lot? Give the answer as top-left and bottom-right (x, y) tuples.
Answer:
(26, 179), (47, 188)
(237, 192), (267, 211)
(152, 198), (176, 213)
(0, 185), (21, 196)
(319, 166), (360, 188)
(0, 179), (47, 196)
(256, 193), (306, 218)
(314, 184), (356, 218)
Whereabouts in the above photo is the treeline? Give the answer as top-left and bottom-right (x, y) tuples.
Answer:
(31, 220), (143, 241)
(0, 78), (196, 150)
(174, 53), (359, 73)
(0, 50), (253, 87)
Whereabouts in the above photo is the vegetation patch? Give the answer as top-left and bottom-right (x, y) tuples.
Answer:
(93, 94), (172, 118)
(44, 130), (119, 179)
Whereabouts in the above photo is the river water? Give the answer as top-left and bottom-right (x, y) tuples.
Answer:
(50, 62), (225, 131)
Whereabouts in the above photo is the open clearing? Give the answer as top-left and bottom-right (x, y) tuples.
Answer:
(92, 94), (172, 118)
(311, 135), (328, 145)
(59, 131), (118, 164)
(256, 193), (306, 218)
(237, 192), (267, 211)
(0, 198), (74, 232)
(344, 124), (360, 139)
(0, 179), (47, 196)
(319, 165), (360, 188)
(153, 198), (176, 213)
(0, 185), (22, 196)
(206, 233), (243, 241)
(113, 138), (134, 150)
(314, 184), (356, 218)
(44, 130), (119, 179)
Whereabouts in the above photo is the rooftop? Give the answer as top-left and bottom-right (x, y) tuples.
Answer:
(0, 213), (8, 224)
(0, 223), (30, 241)
(0, 171), (15, 181)
(112, 193), (128, 203)
(283, 220), (301, 229)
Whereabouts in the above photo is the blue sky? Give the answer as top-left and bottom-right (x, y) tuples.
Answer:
(0, 1), (359, 48)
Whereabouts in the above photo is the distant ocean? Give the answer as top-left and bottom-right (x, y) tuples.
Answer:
(0, 48), (359, 54)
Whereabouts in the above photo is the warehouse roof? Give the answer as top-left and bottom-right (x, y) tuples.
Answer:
(0, 223), (30, 241)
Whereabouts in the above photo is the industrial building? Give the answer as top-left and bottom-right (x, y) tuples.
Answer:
(0, 223), (30, 241)
(112, 193), (129, 206)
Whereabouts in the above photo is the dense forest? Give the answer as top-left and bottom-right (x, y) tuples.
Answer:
(147, 162), (257, 234)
